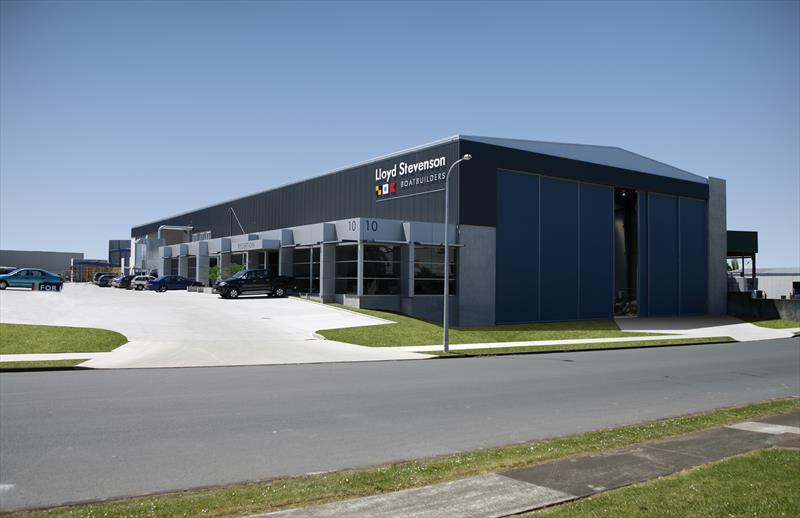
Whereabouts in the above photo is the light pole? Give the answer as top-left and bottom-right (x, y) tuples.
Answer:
(443, 153), (472, 352)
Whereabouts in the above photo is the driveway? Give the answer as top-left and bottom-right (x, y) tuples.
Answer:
(0, 284), (427, 368)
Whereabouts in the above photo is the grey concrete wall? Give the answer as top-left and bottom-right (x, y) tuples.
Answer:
(401, 295), (458, 324)
(707, 177), (727, 315)
(0, 250), (84, 275)
(320, 243), (336, 302)
(728, 293), (800, 321)
(457, 225), (496, 326)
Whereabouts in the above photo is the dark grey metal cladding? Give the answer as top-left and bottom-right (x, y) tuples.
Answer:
(131, 141), (461, 238)
(457, 139), (709, 228)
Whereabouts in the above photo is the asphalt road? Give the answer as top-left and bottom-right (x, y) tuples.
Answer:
(1, 338), (798, 511)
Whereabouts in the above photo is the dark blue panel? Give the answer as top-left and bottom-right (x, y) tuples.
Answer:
(679, 198), (707, 314)
(495, 171), (539, 323)
(541, 178), (579, 321)
(648, 193), (679, 316)
(579, 184), (614, 319)
(638, 192), (649, 317)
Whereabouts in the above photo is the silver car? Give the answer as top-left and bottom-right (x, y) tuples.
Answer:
(130, 275), (155, 291)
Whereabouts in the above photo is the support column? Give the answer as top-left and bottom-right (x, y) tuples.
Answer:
(196, 242), (209, 286)
(320, 243), (336, 302)
(178, 255), (189, 278)
(356, 241), (364, 296)
(160, 257), (171, 277)
(707, 177), (727, 315)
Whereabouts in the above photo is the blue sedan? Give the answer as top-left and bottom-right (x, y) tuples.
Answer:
(147, 275), (203, 292)
(0, 268), (63, 291)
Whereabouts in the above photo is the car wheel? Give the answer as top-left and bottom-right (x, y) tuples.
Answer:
(158, 285), (167, 293)
(136, 285), (144, 290)
(228, 287), (240, 299)
(274, 287), (286, 298)
(0, 281), (7, 290)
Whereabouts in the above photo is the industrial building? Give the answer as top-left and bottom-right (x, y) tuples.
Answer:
(0, 250), (84, 277)
(130, 135), (727, 326)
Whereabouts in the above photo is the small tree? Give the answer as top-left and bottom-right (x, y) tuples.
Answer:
(208, 263), (244, 285)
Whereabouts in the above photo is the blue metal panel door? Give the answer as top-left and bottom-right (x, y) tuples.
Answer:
(540, 177), (579, 321)
(648, 193), (679, 316)
(679, 197), (708, 314)
(579, 184), (614, 319)
(495, 171), (539, 323)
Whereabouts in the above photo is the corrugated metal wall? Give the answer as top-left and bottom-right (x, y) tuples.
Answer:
(132, 141), (461, 238)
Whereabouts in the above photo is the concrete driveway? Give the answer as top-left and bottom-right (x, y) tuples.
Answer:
(0, 284), (428, 368)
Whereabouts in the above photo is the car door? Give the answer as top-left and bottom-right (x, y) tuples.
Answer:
(8, 270), (28, 287)
(240, 271), (258, 293)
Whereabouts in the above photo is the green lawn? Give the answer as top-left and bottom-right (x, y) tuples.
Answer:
(747, 318), (800, 329)
(0, 359), (87, 369)
(318, 306), (658, 347)
(9, 399), (797, 518)
(0, 323), (127, 354)
(531, 449), (799, 517)
(429, 336), (735, 357)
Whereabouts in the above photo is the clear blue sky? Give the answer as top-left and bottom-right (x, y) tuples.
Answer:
(1, 0), (798, 266)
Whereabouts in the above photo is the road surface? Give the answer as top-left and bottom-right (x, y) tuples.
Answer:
(1, 338), (798, 511)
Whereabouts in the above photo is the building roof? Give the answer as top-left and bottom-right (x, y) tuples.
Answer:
(461, 135), (708, 184)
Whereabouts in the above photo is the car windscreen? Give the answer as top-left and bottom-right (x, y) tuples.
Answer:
(231, 270), (247, 279)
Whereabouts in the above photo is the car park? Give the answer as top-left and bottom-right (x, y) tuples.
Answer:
(130, 275), (155, 290)
(147, 275), (203, 292)
(97, 274), (116, 287)
(0, 268), (63, 291)
(213, 269), (294, 299)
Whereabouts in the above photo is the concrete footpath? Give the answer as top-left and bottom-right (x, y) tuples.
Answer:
(255, 411), (800, 518)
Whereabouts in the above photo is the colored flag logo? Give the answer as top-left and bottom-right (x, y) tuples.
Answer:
(375, 182), (397, 197)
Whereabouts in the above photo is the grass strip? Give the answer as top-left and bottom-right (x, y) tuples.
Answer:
(0, 359), (86, 369)
(12, 398), (799, 518)
(427, 336), (736, 357)
(0, 323), (127, 354)
(738, 317), (800, 329)
(530, 449), (800, 517)
(318, 305), (659, 347)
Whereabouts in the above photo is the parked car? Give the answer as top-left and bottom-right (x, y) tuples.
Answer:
(0, 268), (63, 291)
(130, 275), (155, 290)
(147, 275), (203, 292)
(213, 269), (294, 299)
(93, 272), (116, 285)
(97, 274), (116, 287)
(112, 275), (136, 289)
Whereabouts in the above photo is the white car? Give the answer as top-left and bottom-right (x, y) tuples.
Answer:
(130, 275), (155, 291)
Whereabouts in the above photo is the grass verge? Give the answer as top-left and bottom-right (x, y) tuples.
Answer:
(530, 449), (800, 517)
(0, 359), (86, 369)
(11, 398), (799, 518)
(0, 323), (127, 354)
(428, 336), (736, 357)
(318, 305), (659, 346)
(746, 318), (800, 329)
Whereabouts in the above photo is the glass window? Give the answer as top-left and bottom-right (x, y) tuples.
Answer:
(293, 247), (320, 294)
(335, 244), (359, 294)
(414, 246), (457, 295)
(362, 245), (401, 295)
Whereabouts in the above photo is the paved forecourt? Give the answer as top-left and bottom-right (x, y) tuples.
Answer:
(0, 284), (427, 367)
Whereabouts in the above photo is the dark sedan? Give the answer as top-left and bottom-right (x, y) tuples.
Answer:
(147, 275), (203, 292)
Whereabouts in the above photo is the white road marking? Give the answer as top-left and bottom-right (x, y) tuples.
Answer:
(726, 422), (800, 435)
